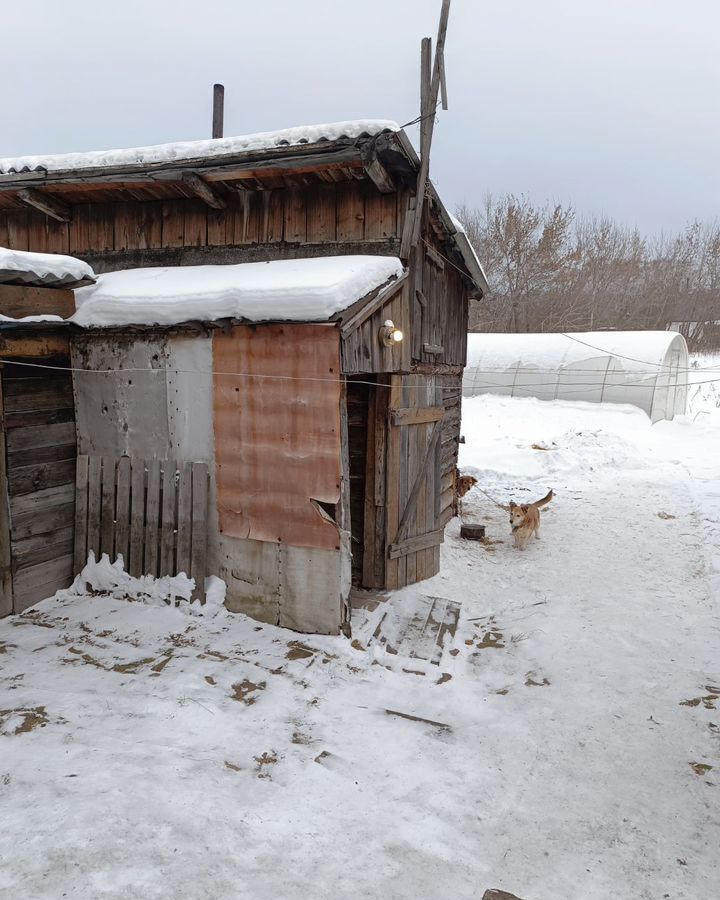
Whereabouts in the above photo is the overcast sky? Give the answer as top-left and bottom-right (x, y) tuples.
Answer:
(2, 0), (718, 235)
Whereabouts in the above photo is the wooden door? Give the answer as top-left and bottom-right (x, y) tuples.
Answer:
(2, 363), (77, 613)
(385, 374), (444, 590)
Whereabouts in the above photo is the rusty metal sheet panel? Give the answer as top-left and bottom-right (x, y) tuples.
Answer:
(214, 324), (342, 552)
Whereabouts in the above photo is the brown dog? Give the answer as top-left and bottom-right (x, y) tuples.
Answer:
(454, 470), (478, 517)
(509, 490), (554, 549)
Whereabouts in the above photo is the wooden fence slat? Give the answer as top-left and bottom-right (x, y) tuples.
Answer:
(190, 463), (208, 600)
(73, 455), (89, 572)
(159, 460), (177, 576)
(87, 456), (102, 559)
(115, 457), (131, 566)
(176, 461), (193, 576)
(100, 456), (116, 558)
(129, 458), (146, 577)
(144, 459), (161, 577)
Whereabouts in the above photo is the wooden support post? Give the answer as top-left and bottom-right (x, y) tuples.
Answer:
(408, 0), (451, 250)
(17, 188), (72, 223)
(0, 375), (13, 617)
(212, 83), (225, 139)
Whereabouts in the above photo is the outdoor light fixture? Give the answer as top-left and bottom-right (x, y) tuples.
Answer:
(380, 319), (404, 347)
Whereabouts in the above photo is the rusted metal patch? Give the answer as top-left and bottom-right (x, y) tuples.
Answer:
(213, 324), (342, 551)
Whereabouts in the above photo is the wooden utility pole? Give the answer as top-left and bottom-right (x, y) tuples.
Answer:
(212, 83), (225, 139)
(401, 0), (451, 257)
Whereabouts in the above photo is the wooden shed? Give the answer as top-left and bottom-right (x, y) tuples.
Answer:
(0, 120), (488, 633)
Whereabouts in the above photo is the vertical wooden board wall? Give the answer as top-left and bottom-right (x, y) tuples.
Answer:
(0, 179), (405, 258)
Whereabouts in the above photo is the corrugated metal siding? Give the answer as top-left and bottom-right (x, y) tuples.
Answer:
(213, 324), (343, 552)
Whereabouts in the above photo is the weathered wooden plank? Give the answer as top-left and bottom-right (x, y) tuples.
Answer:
(7, 443), (76, 469)
(425, 243), (446, 270)
(190, 462), (208, 600)
(176, 461), (192, 577)
(0, 285), (75, 319)
(73, 455), (89, 571)
(12, 553), (74, 595)
(0, 376), (13, 616)
(129, 458), (145, 577)
(364, 187), (398, 241)
(388, 529), (444, 559)
(3, 378), (74, 411)
(261, 190), (284, 243)
(336, 182), (365, 241)
(115, 456), (131, 566)
(87, 204), (114, 251)
(390, 406), (443, 427)
(8, 458), (76, 497)
(306, 184), (337, 243)
(17, 188), (71, 223)
(13, 534), (75, 571)
(159, 460), (176, 577)
(86, 455), (102, 559)
(161, 199), (185, 248)
(100, 456), (115, 558)
(4, 406), (75, 430)
(11, 576), (73, 613)
(232, 191), (261, 244)
(144, 459), (161, 576)
(9, 482), (75, 518)
(283, 189), (307, 242)
(5, 421), (76, 453)
(11, 502), (75, 543)
(183, 199), (207, 247)
(385, 378), (402, 590)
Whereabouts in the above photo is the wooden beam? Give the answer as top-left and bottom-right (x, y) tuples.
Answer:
(409, 0), (451, 250)
(425, 244), (446, 270)
(422, 343), (444, 356)
(389, 406), (443, 427)
(388, 529), (444, 560)
(181, 172), (226, 210)
(337, 272), (408, 337)
(0, 285), (75, 319)
(438, 46), (448, 110)
(17, 188), (72, 223)
(361, 153), (395, 194)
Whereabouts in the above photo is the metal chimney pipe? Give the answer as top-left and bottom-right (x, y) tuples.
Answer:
(212, 84), (225, 139)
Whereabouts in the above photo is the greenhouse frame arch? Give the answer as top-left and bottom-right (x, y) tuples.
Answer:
(463, 331), (689, 422)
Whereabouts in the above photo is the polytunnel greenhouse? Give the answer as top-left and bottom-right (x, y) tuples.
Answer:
(463, 331), (689, 422)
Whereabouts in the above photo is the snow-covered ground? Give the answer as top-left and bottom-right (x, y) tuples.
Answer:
(1, 361), (719, 899)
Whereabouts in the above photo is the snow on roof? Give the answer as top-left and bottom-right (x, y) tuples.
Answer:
(0, 120), (400, 176)
(72, 256), (405, 328)
(0, 246), (96, 288)
(466, 331), (688, 375)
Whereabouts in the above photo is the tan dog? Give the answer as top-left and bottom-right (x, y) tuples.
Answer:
(509, 490), (554, 549)
(454, 470), (478, 517)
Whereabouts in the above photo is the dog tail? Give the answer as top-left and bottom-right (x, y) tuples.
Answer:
(532, 489), (554, 508)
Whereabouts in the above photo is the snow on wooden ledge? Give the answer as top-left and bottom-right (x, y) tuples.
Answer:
(72, 255), (405, 328)
(0, 246), (96, 288)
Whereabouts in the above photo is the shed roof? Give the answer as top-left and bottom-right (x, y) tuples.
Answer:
(73, 255), (404, 328)
(0, 119), (488, 297)
(0, 246), (96, 289)
(0, 120), (400, 177)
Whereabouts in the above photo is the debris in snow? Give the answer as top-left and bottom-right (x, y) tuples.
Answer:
(0, 246), (96, 288)
(63, 552), (227, 617)
(72, 256), (404, 327)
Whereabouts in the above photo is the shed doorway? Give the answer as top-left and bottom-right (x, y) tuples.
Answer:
(0, 358), (77, 615)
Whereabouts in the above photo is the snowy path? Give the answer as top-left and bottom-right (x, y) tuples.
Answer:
(0, 395), (718, 899)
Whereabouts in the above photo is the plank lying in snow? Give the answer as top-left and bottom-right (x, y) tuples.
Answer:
(384, 709), (451, 732)
(369, 594), (461, 665)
